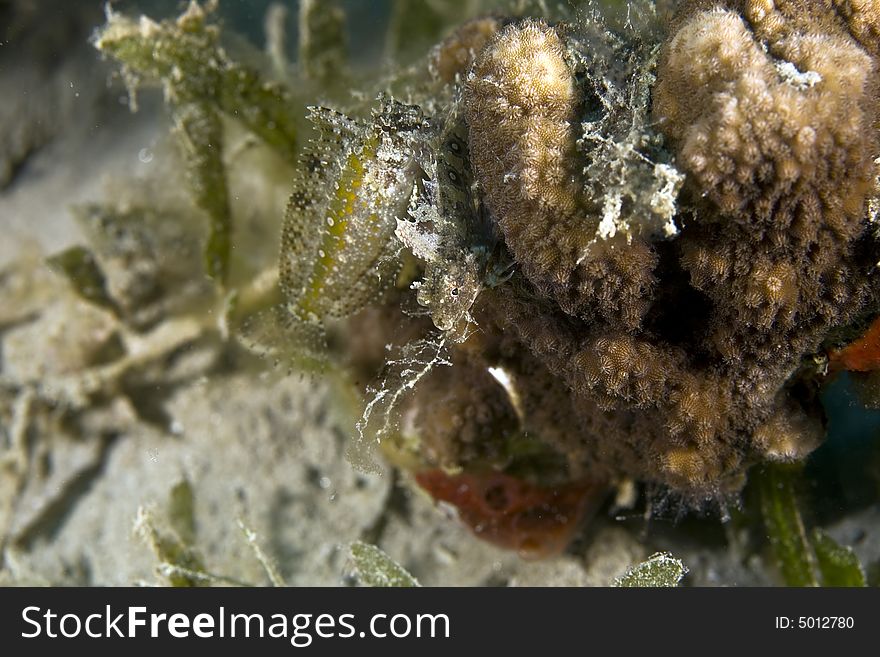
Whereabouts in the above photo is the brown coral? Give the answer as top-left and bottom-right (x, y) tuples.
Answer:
(655, 0), (880, 388)
(464, 20), (585, 283)
(410, 355), (519, 469)
(430, 16), (504, 84)
(654, 1), (878, 239)
(464, 20), (641, 327)
(413, 2), (880, 502)
(472, 283), (749, 498)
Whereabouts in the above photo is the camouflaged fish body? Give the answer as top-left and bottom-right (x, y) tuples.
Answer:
(280, 98), (433, 331)
(396, 108), (492, 335)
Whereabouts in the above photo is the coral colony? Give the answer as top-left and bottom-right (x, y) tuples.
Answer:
(97, 0), (880, 557)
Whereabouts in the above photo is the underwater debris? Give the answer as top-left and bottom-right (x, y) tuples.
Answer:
(811, 528), (867, 587)
(387, 0), (485, 62)
(756, 463), (819, 587)
(298, 0), (348, 86)
(94, 0), (299, 283)
(46, 246), (121, 318)
(134, 502), (290, 587)
(353, 334), (452, 474)
(612, 551), (688, 587)
(755, 463), (868, 586)
(134, 504), (208, 587)
(94, 1), (298, 163)
(348, 541), (420, 587)
(68, 202), (209, 331)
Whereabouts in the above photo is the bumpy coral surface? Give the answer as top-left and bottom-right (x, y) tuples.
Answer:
(278, 0), (880, 550)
